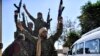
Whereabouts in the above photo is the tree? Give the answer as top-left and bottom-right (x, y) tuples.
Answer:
(78, 1), (100, 34)
(62, 18), (81, 48)
(63, 30), (80, 48)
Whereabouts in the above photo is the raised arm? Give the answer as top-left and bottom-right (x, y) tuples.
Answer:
(22, 12), (28, 30)
(14, 10), (18, 24)
(22, 12), (26, 27)
(14, 10), (20, 31)
(22, 12), (33, 35)
(49, 17), (63, 43)
(23, 4), (35, 22)
(17, 21), (36, 43)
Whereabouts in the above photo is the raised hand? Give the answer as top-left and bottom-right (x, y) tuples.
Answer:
(58, 16), (63, 24)
(14, 10), (18, 15)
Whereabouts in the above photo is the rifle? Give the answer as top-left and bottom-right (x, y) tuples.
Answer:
(22, 12), (26, 26)
(14, 0), (22, 18)
(22, 12), (29, 31)
(47, 8), (52, 29)
(58, 0), (65, 20)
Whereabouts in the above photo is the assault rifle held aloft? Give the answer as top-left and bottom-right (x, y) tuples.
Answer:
(14, 0), (22, 18)
(58, 0), (65, 20)
(47, 8), (52, 29)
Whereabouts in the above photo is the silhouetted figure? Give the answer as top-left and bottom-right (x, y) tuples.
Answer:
(14, 10), (35, 56)
(2, 32), (29, 56)
(17, 16), (63, 56)
(14, 10), (24, 40)
(21, 12), (35, 56)
(23, 4), (50, 37)
(14, 10), (23, 39)
(22, 12), (34, 35)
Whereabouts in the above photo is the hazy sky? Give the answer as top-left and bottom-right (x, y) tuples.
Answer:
(2, 0), (97, 51)
(0, 0), (2, 43)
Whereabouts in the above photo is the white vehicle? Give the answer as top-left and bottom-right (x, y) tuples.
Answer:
(68, 27), (100, 56)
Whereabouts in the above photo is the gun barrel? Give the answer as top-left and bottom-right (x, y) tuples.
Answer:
(58, 0), (64, 19)
(60, 0), (63, 5)
(47, 8), (50, 21)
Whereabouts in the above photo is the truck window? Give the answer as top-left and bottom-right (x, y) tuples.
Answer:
(85, 39), (99, 54)
(77, 42), (84, 54)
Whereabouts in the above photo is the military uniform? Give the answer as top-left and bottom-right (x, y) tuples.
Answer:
(22, 22), (63, 56)
(14, 10), (35, 56)
(2, 33), (29, 56)
(24, 7), (50, 37)
(27, 14), (49, 37)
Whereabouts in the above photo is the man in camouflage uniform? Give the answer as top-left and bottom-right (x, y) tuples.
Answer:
(23, 4), (50, 37)
(17, 16), (63, 56)
(22, 12), (34, 36)
(14, 10), (35, 56)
